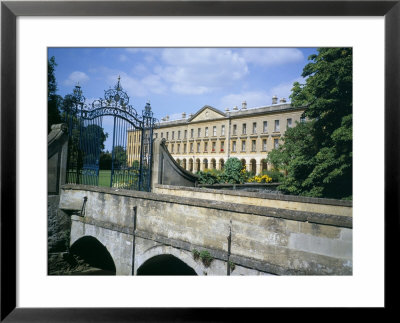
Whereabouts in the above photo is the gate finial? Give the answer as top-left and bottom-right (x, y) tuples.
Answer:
(116, 75), (121, 90)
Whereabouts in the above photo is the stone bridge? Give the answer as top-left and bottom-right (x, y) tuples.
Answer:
(51, 131), (352, 276)
(59, 183), (352, 276)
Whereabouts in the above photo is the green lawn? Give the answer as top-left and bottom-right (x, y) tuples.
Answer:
(98, 169), (139, 189)
(98, 170), (111, 187)
(68, 169), (139, 188)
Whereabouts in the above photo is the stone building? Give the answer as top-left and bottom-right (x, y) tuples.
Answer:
(129, 97), (306, 174)
(126, 129), (141, 167)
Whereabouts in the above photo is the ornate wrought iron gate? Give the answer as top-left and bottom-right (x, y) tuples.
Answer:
(65, 78), (157, 192)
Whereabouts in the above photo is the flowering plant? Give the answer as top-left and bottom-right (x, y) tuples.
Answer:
(247, 174), (272, 183)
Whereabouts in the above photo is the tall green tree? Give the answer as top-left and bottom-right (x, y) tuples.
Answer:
(113, 145), (127, 168)
(48, 56), (62, 132)
(267, 48), (352, 199)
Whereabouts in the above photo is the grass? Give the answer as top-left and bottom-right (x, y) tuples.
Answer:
(98, 170), (111, 187)
(68, 169), (139, 188)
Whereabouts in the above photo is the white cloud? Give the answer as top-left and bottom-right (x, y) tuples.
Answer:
(119, 54), (128, 62)
(219, 91), (271, 109)
(241, 48), (304, 66)
(104, 72), (167, 99)
(64, 71), (89, 86)
(269, 77), (304, 100)
(107, 72), (148, 98)
(132, 64), (149, 76)
(141, 74), (167, 94)
(158, 48), (249, 95)
(219, 77), (304, 109)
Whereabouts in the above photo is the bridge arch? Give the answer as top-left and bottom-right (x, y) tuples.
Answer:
(137, 254), (197, 275)
(136, 245), (202, 275)
(70, 235), (116, 274)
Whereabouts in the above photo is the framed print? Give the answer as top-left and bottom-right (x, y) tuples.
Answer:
(1, 0), (398, 321)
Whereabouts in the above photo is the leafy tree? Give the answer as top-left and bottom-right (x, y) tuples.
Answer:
(131, 160), (140, 169)
(100, 151), (112, 170)
(268, 48), (352, 199)
(80, 124), (108, 165)
(48, 56), (62, 132)
(112, 145), (127, 168)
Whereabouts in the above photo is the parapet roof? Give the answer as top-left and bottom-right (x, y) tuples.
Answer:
(158, 102), (304, 127)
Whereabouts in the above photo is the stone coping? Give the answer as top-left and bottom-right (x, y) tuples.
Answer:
(61, 184), (352, 228)
(197, 183), (280, 189)
(155, 184), (353, 207)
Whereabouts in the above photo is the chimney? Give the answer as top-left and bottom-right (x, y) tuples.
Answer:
(279, 98), (287, 103)
(272, 95), (278, 105)
(188, 113), (193, 118)
(165, 115), (169, 121)
(233, 106), (238, 110)
(182, 112), (186, 119)
(242, 101), (247, 110)
(225, 107), (230, 112)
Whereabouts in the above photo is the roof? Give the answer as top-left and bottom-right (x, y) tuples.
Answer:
(157, 102), (305, 128)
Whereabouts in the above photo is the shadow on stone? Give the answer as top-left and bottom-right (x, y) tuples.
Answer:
(137, 254), (197, 276)
(70, 236), (116, 274)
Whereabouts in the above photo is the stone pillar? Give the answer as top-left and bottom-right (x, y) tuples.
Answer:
(48, 123), (69, 195)
(256, 162), (262, 175)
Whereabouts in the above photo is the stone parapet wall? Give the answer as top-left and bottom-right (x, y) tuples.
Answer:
(151, 138), (198, 188)
(153, 184), (352, 218)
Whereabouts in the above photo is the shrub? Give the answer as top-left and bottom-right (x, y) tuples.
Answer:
(192, 249), (200, 260)
(261, 169), (285, 183)
(220, 158), (247, 184)
(193, 249), (213, 267)
(196, 169), (222, 184)
(199, 250), (213, 267)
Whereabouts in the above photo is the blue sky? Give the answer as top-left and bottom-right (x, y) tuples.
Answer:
(48, 47), (317, 150)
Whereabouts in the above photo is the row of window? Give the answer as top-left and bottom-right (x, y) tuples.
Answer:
(157, 118), (294, 140)
(167, 138), (280, 154)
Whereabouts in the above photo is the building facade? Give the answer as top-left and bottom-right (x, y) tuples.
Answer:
(150, 97), (305, 175)
(126, 129), (141, 167)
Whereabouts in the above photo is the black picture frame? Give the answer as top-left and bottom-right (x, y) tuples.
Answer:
(1, 1), (398, 321)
